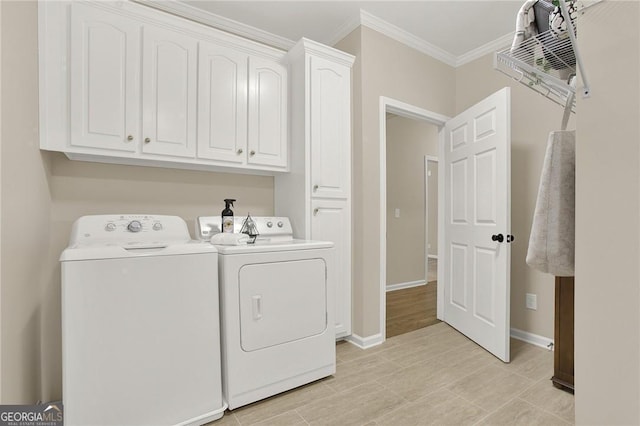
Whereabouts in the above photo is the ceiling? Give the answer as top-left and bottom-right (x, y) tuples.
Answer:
(180, 1), (522, 58)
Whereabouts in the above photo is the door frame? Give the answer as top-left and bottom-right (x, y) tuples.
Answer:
(379, 96), (449, 341)
(424, 155), (438, 284)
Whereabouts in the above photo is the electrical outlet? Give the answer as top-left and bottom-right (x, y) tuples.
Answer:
(394, 208), (400, 218)
(526, 293), (537, 310)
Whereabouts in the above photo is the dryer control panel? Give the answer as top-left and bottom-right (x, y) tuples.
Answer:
(196, 216), (293, 241)
(68, 215), (191, 246)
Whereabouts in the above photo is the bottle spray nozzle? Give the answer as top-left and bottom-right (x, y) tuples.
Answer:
(224, 198), (236, 208)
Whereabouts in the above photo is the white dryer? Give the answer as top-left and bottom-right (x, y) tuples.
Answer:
(61, 215), (225, 426)
(196, 217), (336, 410)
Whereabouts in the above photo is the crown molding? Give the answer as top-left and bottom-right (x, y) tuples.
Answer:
(136, 2), (513, 69)
(132, 0), (294, 51)
(325, 12), (361, 47)
(455, 32), (513, 67)
(359, 10), (458, 67)
(289, 38), (356, 67)
(327, 9), (515, 69)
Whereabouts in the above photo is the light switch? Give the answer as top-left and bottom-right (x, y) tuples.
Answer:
(394, 208), (400, 218)
(525, 293), (537, 310)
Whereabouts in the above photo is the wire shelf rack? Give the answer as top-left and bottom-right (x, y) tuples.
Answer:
(494, 0), (601, 113)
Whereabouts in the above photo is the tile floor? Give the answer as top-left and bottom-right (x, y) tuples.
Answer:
(209, 323), (574, 426)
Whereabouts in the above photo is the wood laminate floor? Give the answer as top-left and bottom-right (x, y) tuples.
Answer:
(386, 282), (439, 338)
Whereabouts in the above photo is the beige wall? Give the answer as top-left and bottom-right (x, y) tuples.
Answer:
(1, 1), (274, 403)
(0, 0), (4, 401)
(455, 53), (575, 338)
(385, 115), (438, 286)
(339, 22), (563, 339)
(1, 1), (52, 403)
(575, 2), (640, 424)
(337, 26), (455, 337)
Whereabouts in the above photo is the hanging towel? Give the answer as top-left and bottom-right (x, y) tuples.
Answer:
(210, 233), (249, 246)
(511, 0), (539, 53)
(526, 130), (575, 276)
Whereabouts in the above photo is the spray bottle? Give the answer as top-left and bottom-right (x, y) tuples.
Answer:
(221, 199), (236, 233)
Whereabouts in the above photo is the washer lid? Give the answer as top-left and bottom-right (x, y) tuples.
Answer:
(60, 240), (217, 262)
(214, 239), (333, 255)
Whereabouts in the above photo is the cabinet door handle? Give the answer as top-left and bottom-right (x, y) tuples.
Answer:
(237, 148), (243, 155)
(313, 185), (319, 192)
(127, 135), (134, 141)
(144, 137), (151, 144)
(250, 150), (256, 156)
(313, 208), (319, 216)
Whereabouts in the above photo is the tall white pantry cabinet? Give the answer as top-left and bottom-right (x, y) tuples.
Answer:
(276, 39), (355, 339)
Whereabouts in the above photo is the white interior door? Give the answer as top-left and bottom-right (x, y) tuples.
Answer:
(441, 87), (511, 362)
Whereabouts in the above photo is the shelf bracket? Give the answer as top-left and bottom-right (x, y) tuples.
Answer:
(558, 0), (590, 98)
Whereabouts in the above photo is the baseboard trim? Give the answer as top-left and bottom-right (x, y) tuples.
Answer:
(386, 280), (426, 292)
(344, 333), (384, 349)
(510, 328), (554, 350)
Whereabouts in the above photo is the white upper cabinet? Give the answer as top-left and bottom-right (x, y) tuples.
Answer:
(40, 1), (288, 174)
(69, 3), (140, 152)
(310, 56), (351, 199)
(141, 25), (198, 158)
(248, 57), (288, 169)
(197, 42), (248, 165)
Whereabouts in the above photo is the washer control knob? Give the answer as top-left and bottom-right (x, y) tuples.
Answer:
(105, 222), (117, 232)
(127, 220), (143, 233)
(266, 221), (273, 228)
(277, 221), (284, 228)
(152, 222), (163, 231)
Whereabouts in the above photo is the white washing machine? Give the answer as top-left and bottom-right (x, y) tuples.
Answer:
(61, 215), (225, 426)
(196, 216), (336, 410)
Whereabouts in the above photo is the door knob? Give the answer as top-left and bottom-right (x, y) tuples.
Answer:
(144, 137), (151, 144)
(507, 234), (515, 243)
(250, 150), (256, 156)
(492, 234), (504, 243)
(127, 135), (134, 141)
(237, 148), (243, 155)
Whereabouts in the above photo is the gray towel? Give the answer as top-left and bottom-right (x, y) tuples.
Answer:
(526, 130), (575, 276)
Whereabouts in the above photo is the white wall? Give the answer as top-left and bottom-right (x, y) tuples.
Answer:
(1, 1), (275, 404)
(575, 2), (640, 423)
(427, 160), (438, 257)
(385, 115), (438, 287)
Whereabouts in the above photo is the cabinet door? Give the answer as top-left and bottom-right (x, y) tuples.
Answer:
(247, 57), (288, 169)
(70, 3), (140, 152)
(310, 57), (351, 199)
(197, 42), (248, 165)
(311, 199), (351, 338)
(142, 25), (197, 158)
